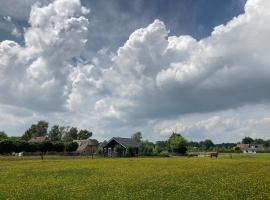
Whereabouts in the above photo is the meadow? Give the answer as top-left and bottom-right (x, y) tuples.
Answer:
(0, 154), (269, 200)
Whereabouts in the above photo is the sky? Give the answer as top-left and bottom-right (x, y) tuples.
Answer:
(0, 0), (270, 143)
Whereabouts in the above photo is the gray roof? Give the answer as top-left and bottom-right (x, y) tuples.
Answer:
(29, 136), (48, 143)
(74, 140), (97, 152)
(107, 137), (141, 148)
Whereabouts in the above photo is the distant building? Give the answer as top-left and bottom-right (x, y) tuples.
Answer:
(103, 137), (141, 157)
(73, 139), (98, 155)
(236, 143), (265, 153)
(29, 136), (48, 143)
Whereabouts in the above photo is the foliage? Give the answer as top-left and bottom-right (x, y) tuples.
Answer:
(65, 142), (78, 152)
(139, 140), (155, 156)
(22, 120), (49, 140)
(168, 133), (188, 154)
(126, 146), (136, 157)
(63, 127), (78, 142)
(77, 130), (92, 140)
(90, 139), (99, 146)
(0, 140), (15, 154)
(155, 141), (168, 153)
(131, 132), (142, 142)
(48, 125), (64, 141)
(159, 150), (170, 157)
(242, 136), (254, 144)
(0, 131), (8, 141)
(52, 142), (65, 152)
(200, 139), (215, 150)
(114, 145), (124, 156)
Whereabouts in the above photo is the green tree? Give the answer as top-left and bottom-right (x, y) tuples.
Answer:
(0, 131), (8, 141)
(22, 120), (49, 140)
(155, 141), (168, 153)
(168, 133), (188, 154)
(48, 125), (63, 141)
(139, 140), (155, 156)
(52, 142), (65, 152)
(65, 142), (78, 152)
(37, 141), (54, 160)
(242, 137), (254, 144)
(114, 144), (124, 157)
(63, 127), (78, 142)
(77, 129), (92, 140)
(0, 140), (15, 154)
(132, 132), (142, 142)
(36, 121), (49, 136)
(127, 146), (136, 157)
(90, 139), (99, 146)
(200, 139), (215, 150)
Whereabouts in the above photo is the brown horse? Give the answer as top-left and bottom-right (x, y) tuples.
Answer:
(210, 152), (218, 158)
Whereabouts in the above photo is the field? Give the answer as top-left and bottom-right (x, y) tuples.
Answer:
(0, 154), (269, 200)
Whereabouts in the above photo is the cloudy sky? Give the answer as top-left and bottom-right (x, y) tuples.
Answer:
(0, 0), (270, 143)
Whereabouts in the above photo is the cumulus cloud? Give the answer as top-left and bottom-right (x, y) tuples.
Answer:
(1, 0), (270, 142)
(74, 0), (270, 123)
(0, 0), (89, 111)
(151, 103), (270, 143)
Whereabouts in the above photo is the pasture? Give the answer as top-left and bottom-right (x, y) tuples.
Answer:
(0, 154), (269, 200)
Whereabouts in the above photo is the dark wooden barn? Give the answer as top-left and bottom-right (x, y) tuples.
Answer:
(103, 137), (141, 157)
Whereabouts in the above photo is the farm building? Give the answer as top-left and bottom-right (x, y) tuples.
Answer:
(29, 136), (48, 143)
(73, 139), (98, 155)
(103, 137), (141, 157)
(236, 143), (265, 153)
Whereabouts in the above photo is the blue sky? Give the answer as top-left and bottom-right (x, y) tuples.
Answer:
(0, 0), (270, 143)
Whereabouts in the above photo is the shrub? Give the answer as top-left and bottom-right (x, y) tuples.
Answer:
(127, 146), (136, 157)
(114, 145), (124, 156)
(52, 142), (65, 152)
(160, 150), (170, 157)
(0, 140), (15, 154)
(65, 142), (78, 152)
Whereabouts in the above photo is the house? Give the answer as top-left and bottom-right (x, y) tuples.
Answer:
(236, 143), (265, 153)
(29, 136), (48, 143)
(103, 137), (141, 157)
(73, 139), (98, 155)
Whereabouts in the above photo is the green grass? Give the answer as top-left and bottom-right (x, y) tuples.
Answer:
(0, 155), (269, 200)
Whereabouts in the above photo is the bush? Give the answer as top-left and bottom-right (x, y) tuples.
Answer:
(178, 146), (188, 154)
(127, 146), (136, 157)
(114, 145), (124, 156)
(52, 142), (65, 152)
(160, 150), (170, 157)
(0, 140), (15, 154)
(65, 142), (78, 152)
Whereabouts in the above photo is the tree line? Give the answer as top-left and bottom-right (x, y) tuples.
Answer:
(1, 121), (270, 157)
(0, 120), (95, 158)
(128, 133), (270, 156)
(20, 120), (93, 142)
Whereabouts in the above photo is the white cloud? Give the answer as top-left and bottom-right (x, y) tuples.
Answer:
(1, 0), (270, 142)
(0, 0), (89, 111)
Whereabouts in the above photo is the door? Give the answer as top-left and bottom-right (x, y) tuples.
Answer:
(108, 147), (112, 157)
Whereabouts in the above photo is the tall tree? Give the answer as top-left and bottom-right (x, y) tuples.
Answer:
(21, 121), (49, 140)
(63, 127), (78, 142)
(77, 129), (92, 140)
(35, 121), (49, 136)
(168, 132), (188, 153)
(132, 132), (142, 142)
(200, 139), (215, 150)
(48, 125), (64, 141)
(0, 131), (8, 141)
(242, 137), (254, 144)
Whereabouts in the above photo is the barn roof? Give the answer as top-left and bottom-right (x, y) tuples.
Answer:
(29, 136), (48, 143)
(75, 140), (97, 152)
(107, 137), (141, 148)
